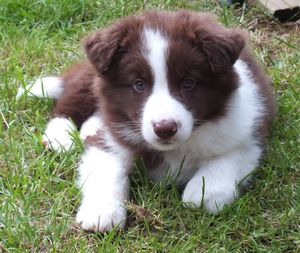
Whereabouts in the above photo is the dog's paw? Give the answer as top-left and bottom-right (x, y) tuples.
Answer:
(182, 180), (236, 214)
(76, 200), (126, 233)
(202, 191), (235, 214)
(79, 114), (103, 141)
(42, 117), (76, 152)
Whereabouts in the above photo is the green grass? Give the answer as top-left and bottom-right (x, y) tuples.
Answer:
(1, 0), (299, 252)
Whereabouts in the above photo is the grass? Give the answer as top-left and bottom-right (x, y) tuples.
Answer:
(0, 0), (299, 252)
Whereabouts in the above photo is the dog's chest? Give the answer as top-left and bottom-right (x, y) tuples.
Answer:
(145, 123), (239, 184)
(145, 137), (208, 185)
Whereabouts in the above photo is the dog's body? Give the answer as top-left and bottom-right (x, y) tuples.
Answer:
(19, 10), (275, 232)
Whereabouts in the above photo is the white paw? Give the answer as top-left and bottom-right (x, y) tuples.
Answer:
(76, 200), (126, 232)
(79, 114), (103, 141)
(43, 117), (76, 152)
(182, 179), (236, 214)
(202, 191), (236, 214)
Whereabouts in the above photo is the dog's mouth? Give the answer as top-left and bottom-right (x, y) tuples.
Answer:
(158, 139), (173, 145)
(147, 138), (180, 151)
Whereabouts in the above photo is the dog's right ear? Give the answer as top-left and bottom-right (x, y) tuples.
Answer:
(83, 18), (138, 74)
(83, 28), (123, 74)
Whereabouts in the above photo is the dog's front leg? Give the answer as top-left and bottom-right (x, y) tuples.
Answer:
(76, 143), (133, 232)
(182, 144), (262, 214)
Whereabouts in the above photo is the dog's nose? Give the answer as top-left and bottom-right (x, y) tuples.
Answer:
(153, 120), (178, 139)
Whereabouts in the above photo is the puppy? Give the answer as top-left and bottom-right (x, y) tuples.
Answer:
(19, 10), (275, 232)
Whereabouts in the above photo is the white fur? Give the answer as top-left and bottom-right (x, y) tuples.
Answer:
(36, 33), (265, 230)
(153, 59), (265, 213)
(182, 144), (261, 213)
(79, 113), (103, 141)
(17, 76), (63, 99)
(43, 117), (76, 152)
(24, 20), (270, 233)
(141, 28), (194, 151)
(41, 40), (264, 231)
(76, 135), (133, 232)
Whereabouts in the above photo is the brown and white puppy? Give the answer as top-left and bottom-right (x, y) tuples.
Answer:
(18, 10), (275, 232)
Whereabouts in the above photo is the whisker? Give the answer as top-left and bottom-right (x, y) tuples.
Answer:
(109, 121), (146, 146)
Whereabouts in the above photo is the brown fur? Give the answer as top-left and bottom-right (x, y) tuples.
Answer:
(240, 48), (276, 142)
(54, 61), (98, 128)
(53, 10), (274, 153)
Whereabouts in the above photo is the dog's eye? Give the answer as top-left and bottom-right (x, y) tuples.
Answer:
(133, 79), (146, 93)
(181, 78), (197, 90)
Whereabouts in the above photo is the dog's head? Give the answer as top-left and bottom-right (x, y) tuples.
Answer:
(84, 10), (245, 151)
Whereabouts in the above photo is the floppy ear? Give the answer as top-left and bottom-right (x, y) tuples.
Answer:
(196, 26), (245, 74)
(83, 30), (118, 73)
(176, 11), (246, 74)
(83, 18), (138, 73)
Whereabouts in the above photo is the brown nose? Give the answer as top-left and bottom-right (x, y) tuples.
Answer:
(153, 120), (178, 139)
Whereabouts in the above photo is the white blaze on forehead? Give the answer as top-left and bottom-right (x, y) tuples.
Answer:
(141, 28), (194, 150)
(142, 28), (169, 92)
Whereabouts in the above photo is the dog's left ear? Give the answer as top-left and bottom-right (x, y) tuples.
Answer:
(83, 17), (138, 74)
(196, 25), (246, 74)
(180, 11), (246, 74)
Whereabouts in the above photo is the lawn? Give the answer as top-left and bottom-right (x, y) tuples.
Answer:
(0, 0), (299, 252)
